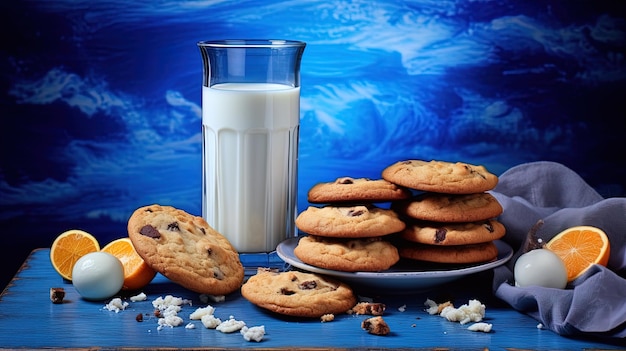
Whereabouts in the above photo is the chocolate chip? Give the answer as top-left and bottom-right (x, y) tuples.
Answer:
(483, 221), (494, 233)
(348, 209), (365, 217)
(140, 225), (161, 238)
(434, 228), (447, 243)
(280, 288), (295, 295)
(336, 177), (354, 184)
(213, 268), (224, 280)
(200, 227), (206, 234)
(299, 280), (317, 290)
(136, 313), (143, 322)
(167, 222), (180, 231)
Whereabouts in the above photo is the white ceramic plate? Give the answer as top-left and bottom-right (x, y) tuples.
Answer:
(276, 237), (513, 292)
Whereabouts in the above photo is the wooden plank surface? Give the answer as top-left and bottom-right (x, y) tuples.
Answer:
(0, 249), (622, 350)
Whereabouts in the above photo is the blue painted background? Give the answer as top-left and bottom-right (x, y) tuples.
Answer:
(1, 0), (625, 289)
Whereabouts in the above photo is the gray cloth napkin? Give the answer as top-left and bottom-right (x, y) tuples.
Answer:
(490, 161), (626, 339)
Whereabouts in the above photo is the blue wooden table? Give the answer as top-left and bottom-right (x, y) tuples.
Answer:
(0, 248), (623, 350)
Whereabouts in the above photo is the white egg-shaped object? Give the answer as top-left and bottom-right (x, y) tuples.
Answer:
(514, 249), (568, 289)
(72, 252), (124, 300)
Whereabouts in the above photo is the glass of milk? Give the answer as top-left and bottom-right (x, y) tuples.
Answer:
(197, 39), (306, 269)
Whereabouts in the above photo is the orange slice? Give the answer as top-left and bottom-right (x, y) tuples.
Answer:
(101, 238), (156, 290)
(50, 229), (101, 281)
(545, 225), (610, 282)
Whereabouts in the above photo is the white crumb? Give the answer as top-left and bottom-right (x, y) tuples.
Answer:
(537, 323), (544, 329)
(439, 299), (485, 325)
(189, 305), (215, 320)
(398, 304), (406, 312)
(104, 298), (129, 313)
(185, 323), (196, 329)
(201, 314), (222, 329)
(152, 295), (192, 329)
(216, 316), (246, 333)
(152, 295), (192, 310)
(157, 315), (183, 329)
(424, 298), (439, 315)
(468, 322), (493, 333)
(240, 325), (265, 342)
(130, 292), (147, 302)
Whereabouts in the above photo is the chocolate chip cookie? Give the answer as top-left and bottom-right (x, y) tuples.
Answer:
(382, 160), (498, 194)
(307, 177), (411, 204)
(400, 219), (506, 246)
(293, 235), (399, 272)
(241, 269), (357, 318)
(392, 192), (503, 223)
(127, 204), (244, 295)
(398, 241), (498, 264)
(295, 205), (406, 238)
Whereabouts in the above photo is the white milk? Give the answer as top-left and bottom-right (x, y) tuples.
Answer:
(202, 83), (300, 252)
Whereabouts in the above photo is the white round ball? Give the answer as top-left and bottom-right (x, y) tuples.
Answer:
(514, 249), (568, 289)
(72, 252), (124, 300)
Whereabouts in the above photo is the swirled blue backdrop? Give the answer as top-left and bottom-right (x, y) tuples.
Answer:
(1, 0), (625, 287)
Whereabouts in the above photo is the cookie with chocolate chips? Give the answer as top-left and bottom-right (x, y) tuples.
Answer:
(295, 205), (406, 238)
(293, 235), (399, 272)
(307, 177), (411, 204)
(127, 204), (244, 295)
(400, 219), (506, 246)
(382, 160), (498, 194)
(398, 240), (499, 264)
(241, 269), (357, 318)
(392, 192), (503, 223)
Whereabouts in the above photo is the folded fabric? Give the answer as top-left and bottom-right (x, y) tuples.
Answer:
(490, 161), (626, 339)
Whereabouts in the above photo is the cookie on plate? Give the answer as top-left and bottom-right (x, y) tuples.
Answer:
(241, 269), (357, 318)
(392, 192), (503, 223)
(398, 241), (498, 264)
(127, 204), (244, 295)
(295, 205), (406, 238)
(382, 160), (498, 194)
(400, 219), (505, 246)
(294, 235), (399, 272)
(307, 177), (411, 204)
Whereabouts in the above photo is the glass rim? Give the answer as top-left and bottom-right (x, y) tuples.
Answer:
(197, 39), (306, 48)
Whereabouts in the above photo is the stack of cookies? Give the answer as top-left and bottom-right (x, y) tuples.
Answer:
(382, 160), (505, 265)
(293, 177), (411, 272)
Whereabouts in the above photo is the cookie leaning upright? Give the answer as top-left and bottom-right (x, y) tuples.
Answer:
(382, 160), (498, 194)
(127, 204), (244, 295)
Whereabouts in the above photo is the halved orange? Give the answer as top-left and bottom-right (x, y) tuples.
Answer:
(545, 225), (610, 282)
(50, 229), (101, 280)
(101, 237), (156, 290)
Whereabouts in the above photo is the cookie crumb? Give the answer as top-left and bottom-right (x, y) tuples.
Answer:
(320, 314), (335, 322)
(351, 302), (386, 316)
(361, 316), (390, 336)
(50, 287), (65, 304)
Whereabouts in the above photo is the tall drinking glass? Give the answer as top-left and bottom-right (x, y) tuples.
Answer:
(198, 39), (306, 270)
